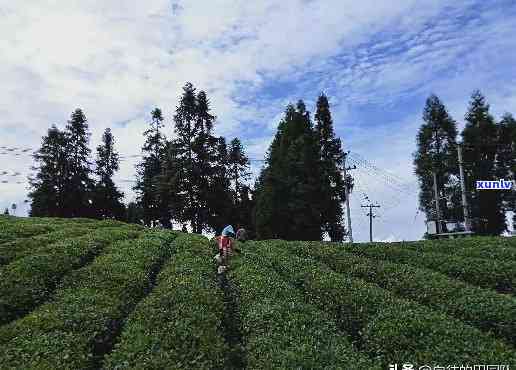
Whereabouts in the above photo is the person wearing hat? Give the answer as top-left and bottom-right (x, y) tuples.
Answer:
(215, 225), (235, 273)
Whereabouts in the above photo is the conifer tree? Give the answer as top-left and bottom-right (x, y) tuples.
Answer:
(157, 139), (185, 229)
(134, 108), (168, 227)
(314, 93), (347, 241)
(62, 109), (95, 218)
(227, 137), (252, 233)
(207, 137), (233, 233)
(171, 83), (199, 231)
(28, 125), (68, 217)
(165, 83), (222, 233)
(414, 95), (461, 230)
(462, 91), (506, 235)
(255, 101), (323, 240)
(496, 113), (516, 227)
(93, 128), (125, 219)
(228, 138), (251, 202)
(193, 90), (218, 232)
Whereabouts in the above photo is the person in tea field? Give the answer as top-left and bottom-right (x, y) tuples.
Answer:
(215, 225), (235, 273)
(236, 226), (247, 242)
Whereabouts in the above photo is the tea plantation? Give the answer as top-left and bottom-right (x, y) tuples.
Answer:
(0, 215), (515, 369)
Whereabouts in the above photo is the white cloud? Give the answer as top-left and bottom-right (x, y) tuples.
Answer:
(1, 0), (515, 240)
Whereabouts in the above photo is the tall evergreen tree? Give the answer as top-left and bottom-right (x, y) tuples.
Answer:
(314, 93), (347, 241)
(255, 101), (323, 240)
(157, 140), (185, 228)
(207, 137), (233, 233)
(462, 91), (506, 235)
(496, 113), (516, 228)
(193, 90), (218, 233)
(414, 95), (461, 231)
(28, 125), (68, 217)
(93, 128), (125, 219)
(62, 109), (95, 218)
(228, 138), (251, 203)
(134, 108), (168, 227)
(165, 83), (222, 233)
(171, 83), (200, 231)
(227, 137), (253, 233)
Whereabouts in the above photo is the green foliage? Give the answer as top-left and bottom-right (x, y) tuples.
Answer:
(0, 226), (141, 324)
(104, 233), (226, 369)
(255, 101), (324, 240)
(28, 125), (69, 217)
(315, 93), (347, 241)
(2, 217), (516, 368)
(0, 222), (53, 243)
(462, 91), (506, 235)
(0, 218), (139, 265)
(249, 241), (516, 367)
(344, 242), (516, 293)
(134, 108), (168, 227)
(63, 109), (96, 218)
(161, 83), (236, 234)
(497, 114), (516, 216)
(29, 109), (115, 219)
(396, 236), (516, 261)
(0, 227), (90, 265)
(0, 230), (176, 369)
(93, 128), (125, 220)
(288, 241), (516, 345)
(414, 94), (461, 223)
(229, 247), (379, 369)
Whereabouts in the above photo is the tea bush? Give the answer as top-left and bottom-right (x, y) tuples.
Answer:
(0, 230), (176, 369)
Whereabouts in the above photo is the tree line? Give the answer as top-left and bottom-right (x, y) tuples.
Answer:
(28, 83), (349, 240)
(414, 90), (516, 236)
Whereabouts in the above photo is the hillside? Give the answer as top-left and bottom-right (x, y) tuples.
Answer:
(0, 215), (515, 369)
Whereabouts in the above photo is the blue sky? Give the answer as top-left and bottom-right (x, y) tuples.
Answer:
(1, 0), (516, 241)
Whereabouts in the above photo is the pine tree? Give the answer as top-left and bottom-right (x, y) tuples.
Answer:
(207, 137), (233, 233)
(62, 109), (95, 218)
(157, 139), (185, 228)
(93, 128), (125, 220)
(496, 113), (516, 229)
(314, 93), (347, 241)
(255, 101), (323, 240)
(134, 108), (168, 227)
(171, 83), (200, 231)
(167, 83), (222, 234)
(462, 91), (506, 235)
(28, 125), (68, 217)
(414, 95), (461, 231)
(227, 137), (252, 233)
(228, 138), (251, 202)
(193, 90), (218, 233)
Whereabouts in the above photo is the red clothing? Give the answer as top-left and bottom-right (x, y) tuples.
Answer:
(216, 235), (233, 252)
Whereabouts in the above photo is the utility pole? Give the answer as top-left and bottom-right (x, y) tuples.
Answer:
(361, 203), (380, 242)
(457, 144), (471, 232)
(432, 171), (442, 234)
(343, 152), (356, 243)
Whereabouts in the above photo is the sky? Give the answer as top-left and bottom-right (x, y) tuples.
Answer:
(1, 0), (516, 241)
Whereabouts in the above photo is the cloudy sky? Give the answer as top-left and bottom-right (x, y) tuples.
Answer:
(1, 0), (516, 241)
